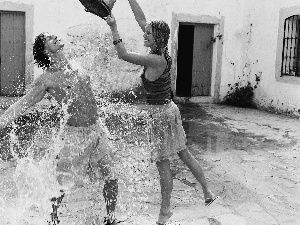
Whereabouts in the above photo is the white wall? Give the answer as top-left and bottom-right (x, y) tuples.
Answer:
(145, 0), (300, 116)
(154, 0), (300, 116)
(2, 0), (300, 116)
(236, 0), (300, 116)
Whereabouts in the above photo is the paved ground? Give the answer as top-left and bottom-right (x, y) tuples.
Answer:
(1, 100), (300, 225)
(51, 102), (300, 225)
(170, 103), (300, 225)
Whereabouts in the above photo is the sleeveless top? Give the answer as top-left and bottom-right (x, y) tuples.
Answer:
(141, 54), (172, 105)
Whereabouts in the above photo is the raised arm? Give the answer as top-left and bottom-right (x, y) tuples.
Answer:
(128, 0), (147, 32)
(106, 14), (166, 69)
(0, 77), (47, 130)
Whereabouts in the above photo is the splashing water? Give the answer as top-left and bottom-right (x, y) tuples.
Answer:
(0, 101), (159, 225)
(0, 100), (74, 224)
(97, 100), (161, 222)
(0, 29), (161, 225)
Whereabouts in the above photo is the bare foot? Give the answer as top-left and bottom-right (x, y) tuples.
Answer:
(203, 189), (215, 200)
(157, 210), (173, 225)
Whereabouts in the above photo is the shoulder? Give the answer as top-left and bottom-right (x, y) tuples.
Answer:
(146, 53), (167, 69)
(32, 73), (49, 87)
(32, 71), (59, 89)
(148, 54), (167, 71)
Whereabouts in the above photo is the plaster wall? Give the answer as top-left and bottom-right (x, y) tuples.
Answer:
(152, 0), (300, 116)
(1, 0), (300, 116)
(2, 0), (241, 95)
(238, 0), (300, 116)
(138, 0), (300, 116)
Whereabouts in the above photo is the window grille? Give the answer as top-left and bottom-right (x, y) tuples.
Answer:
(281, 15), (300, 77)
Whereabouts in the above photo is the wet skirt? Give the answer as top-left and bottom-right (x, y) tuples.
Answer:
(139, 101), (187, 162)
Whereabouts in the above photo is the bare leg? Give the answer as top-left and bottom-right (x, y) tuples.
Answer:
(94, 157), (118, 223)
(103, 179), (118, 220)
(177, 148), (214, 200)
(156, 159), (174, 224)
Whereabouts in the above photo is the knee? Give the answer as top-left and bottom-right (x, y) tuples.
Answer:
(97, 158), (112, 178)
(104, 179), (118, 188)
(103, 179), (118, 199)
(156, 159), (171, 172)
(156, 160), (173, 181)
(177, 148), (188, 159)
(56, 159), (72, 173)
(57, 173), (74, 188)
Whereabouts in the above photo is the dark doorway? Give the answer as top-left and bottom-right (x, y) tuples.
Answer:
(176, 23), (194, 97)
(176, 22), (214, 97)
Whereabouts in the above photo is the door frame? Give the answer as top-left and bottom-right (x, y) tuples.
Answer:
(0, 2), (34, 92)
(171, 13), (225, 103)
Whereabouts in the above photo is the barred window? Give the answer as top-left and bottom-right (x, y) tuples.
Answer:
(281, 15), (300, 77)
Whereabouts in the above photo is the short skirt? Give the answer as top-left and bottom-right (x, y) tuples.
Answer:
(138, 101), (187, 162)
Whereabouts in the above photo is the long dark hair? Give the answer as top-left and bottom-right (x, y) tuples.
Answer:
(33, 33), (51, 70)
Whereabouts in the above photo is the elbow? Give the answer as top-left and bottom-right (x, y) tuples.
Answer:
(118, 52), (127, 61)
(117, 52), (123, 59)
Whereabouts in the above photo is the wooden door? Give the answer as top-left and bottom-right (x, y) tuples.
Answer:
(192, 24), (213, 96)
(0, 11), (25, 96)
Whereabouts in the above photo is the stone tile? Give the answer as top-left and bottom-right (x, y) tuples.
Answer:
(235, 202), (278, 225)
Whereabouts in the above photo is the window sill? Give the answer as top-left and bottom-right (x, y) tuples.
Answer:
(276, 75), (300, 85)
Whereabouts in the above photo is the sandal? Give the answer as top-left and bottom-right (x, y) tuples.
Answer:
(205, 196), (220, 206)
(103, 217), (125, 225)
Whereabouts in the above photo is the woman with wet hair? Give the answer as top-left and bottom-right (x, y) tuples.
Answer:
(105, 0), (219, 224)
(0, 32), (119, 225)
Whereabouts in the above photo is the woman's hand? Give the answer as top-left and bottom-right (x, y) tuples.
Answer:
(105, 14), (117, 27)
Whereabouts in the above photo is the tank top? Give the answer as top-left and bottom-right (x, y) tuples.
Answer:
(141, 54), (172, 105)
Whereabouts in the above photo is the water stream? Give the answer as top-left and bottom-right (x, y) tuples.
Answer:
(0, 96), (163, 225)
(0, 29), (160, 224)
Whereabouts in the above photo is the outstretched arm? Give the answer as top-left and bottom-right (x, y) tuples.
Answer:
(106, 14), (165, 68)
(0, 77), (47, 130)
(128, 0), (147, 32)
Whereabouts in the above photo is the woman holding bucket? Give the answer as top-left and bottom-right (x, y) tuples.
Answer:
(102, 0), (219, 224)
